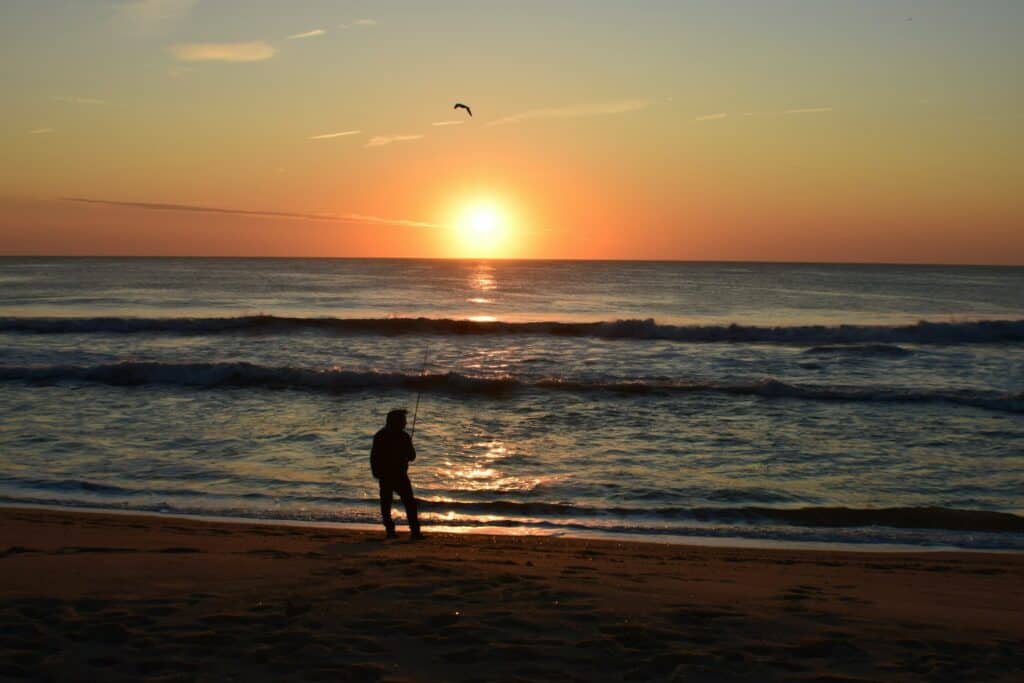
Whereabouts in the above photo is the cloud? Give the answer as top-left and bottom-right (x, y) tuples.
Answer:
(488, 98), (652, 126)
(342, 213), (432, 228)
(309, 130), (361, 140)
(170, 41), (277, 62)
(288, 29), (325, 40)
(53, 96), (106, 105)
(339, 19), (377, 29)
(28, 128), (54, 135)
(365, 134), (424, 148)
(431, 120), (465, 127)
(62, 198), (439, 229)
(741, 108), (833, 117)
(115, 0), (197, 28)
(695, 112), (727, 121)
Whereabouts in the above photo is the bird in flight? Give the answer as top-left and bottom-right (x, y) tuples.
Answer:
(454, 103), (472, 117)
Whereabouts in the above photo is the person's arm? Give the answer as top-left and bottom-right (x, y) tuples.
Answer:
(370, 433), (381, 478)
(405, 433), (416, 463)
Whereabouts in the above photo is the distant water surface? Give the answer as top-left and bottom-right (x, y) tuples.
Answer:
(1, 258), (1022, 549)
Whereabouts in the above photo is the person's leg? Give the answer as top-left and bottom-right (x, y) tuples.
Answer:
(394, 475), (421, 536)
(378, 479), (396, 536)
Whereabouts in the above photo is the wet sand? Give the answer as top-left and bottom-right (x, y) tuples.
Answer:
(1, 507), (1021, 682)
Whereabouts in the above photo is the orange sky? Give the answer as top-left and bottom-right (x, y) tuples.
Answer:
(1, 1), (1022, 263)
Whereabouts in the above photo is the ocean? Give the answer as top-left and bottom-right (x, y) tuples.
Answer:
(1, 257), (1022, 550)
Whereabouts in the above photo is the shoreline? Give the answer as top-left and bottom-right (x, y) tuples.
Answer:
(4, 501), (1021, 555)
(2, 506), (1022, 681)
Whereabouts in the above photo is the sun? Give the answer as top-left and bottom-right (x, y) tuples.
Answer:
(452, 199), (510, 257)
(468, 206), (499, 238)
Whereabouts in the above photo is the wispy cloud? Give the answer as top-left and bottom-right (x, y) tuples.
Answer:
(488, 98), (652, 126)
(309, 130), (361, 140)
(115, 0), (197, 28)
(288, 29), (325, 40)
(742, 107), (833, 117)
(53, 96), (106, 105)
(170, 41), (277, 62)
(431, 120), (465, 127)
(695, 112), (727, 121)
(28, 128), (54, 135)
(365, 134), (424, 148)
(62, 198), (439, 229)
(342, 213), (432, 228)
(339, 18), (377, 29)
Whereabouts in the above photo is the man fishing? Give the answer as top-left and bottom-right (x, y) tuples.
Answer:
(370, 409), (424, 539)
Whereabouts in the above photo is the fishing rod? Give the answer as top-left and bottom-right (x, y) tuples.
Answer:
(409, 346), (429, 439)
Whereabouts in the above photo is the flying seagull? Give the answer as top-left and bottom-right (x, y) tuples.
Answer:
(454, 102), (472, 117)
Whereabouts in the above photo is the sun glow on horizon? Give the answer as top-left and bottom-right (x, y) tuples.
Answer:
(450, 199), (514, 258)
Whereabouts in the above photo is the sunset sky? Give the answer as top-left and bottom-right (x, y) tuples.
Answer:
(1, 0), (1022, 263)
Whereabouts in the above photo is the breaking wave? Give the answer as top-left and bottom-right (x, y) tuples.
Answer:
(416, 500), (1024, 533)
(2, 361), (1021, 413)
(3, 479), (1021, 535)
(803, 344), (913, 357)
(2, 315), (1023, 345)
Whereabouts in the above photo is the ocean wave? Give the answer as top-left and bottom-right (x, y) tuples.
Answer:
(417, 500), (1024, 533)
(2, 315), (1023, 345)
(1, 361), (1021, 413)
(803, 344), (913, 357)
(2, 483), (1019, 535)
(0, 362), (518, 395)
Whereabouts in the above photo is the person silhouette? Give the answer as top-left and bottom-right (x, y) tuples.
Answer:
(370, 409), (423, 539)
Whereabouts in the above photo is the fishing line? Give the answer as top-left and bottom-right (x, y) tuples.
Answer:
(410, 346), (429, 439)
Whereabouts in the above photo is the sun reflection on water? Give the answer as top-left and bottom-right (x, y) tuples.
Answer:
(466, 264), (499, 320)
(456, 466), (498, 480)
(467, 441), (509, 462)
(469, 264), (497, 292)
(432, 439), (546, 493)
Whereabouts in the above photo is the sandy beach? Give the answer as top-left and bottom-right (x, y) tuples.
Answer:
(0, 507), (1020, 681)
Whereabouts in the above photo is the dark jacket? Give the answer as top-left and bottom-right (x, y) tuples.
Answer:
(370, 427), (416, 480)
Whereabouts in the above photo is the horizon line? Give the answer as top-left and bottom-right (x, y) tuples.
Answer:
(0, 254), (1021, 268)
